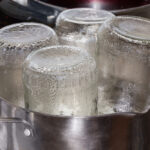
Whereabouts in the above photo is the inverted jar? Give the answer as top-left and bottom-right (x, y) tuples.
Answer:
(23, 46), (97, 116)
(56, 8), (115, 60)
(97, 16), (150, 114)
(0, 22), (58, 107)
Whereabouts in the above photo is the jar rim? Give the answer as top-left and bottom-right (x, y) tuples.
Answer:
(57, 8), (115, 25)
(0, 22), (56, 45)
(24, 45), (96, 75)
(109, 16), (150, 45)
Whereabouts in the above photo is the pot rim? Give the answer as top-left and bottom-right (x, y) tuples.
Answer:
(1, 97), (147, 119)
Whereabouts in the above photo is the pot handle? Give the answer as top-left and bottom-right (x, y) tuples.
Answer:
(26, 0), (65, 25)
(0, 0), (65, 26)
(0, 117), (34, 137)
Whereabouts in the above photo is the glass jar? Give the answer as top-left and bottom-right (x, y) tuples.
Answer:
(97, 16), (150, 114)
(56, 8), (115, 60)
(0, 22), (58, 107)
(23, 45), (97, 116)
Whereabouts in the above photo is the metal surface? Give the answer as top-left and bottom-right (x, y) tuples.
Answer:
(0, 99), (41, 150)
(0, 97), (150, 150)
(112, 3), (150, 18)
(0, 0), (150, 26)
(0, 0), (64, 26)
(0, 1), (150, 150)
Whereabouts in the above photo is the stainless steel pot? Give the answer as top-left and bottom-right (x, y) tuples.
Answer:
(0, 97), (150, 150)
(1, 1), (150, 150)
(0, 0), (150, 26)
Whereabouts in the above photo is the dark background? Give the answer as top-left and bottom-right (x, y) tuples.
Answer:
(0, 0), (150, 28)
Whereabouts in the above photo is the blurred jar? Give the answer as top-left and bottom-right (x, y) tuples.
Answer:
(97, 16), (150, 114)
(0, 22), (58, 107)
(56, 8), (114, 60)
(23, 46), (97, 116)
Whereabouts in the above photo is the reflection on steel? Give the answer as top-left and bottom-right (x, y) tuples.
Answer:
(13, 0), (28, 6)
(0, 98), (150, 150)
(0, 0), (64, 26)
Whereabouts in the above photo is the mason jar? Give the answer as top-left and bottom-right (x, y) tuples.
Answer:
(56, 8), (115, 60)
(97, 16), (150, 114)
(23, 45), (98, 116)
(0, 22), (58, 107)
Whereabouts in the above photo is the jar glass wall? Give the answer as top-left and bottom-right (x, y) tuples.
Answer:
(0, 23), (58, 107)
(23, 46), (98, 116)
(56, 8), (115, 60)
(97, 16), (150, 114)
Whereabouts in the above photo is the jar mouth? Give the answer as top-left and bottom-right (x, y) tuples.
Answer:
(0, 22), (55, 45)
(59, 8), (114, 25)
(24, 45), (95, 75)
(110, 16), (150, 44)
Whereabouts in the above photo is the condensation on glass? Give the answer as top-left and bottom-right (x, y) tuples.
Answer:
(23, 46), (98, 116)
(56, 8), (115, 60)
(0, 22), (58, 107)
(97, 16), (150, 114)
